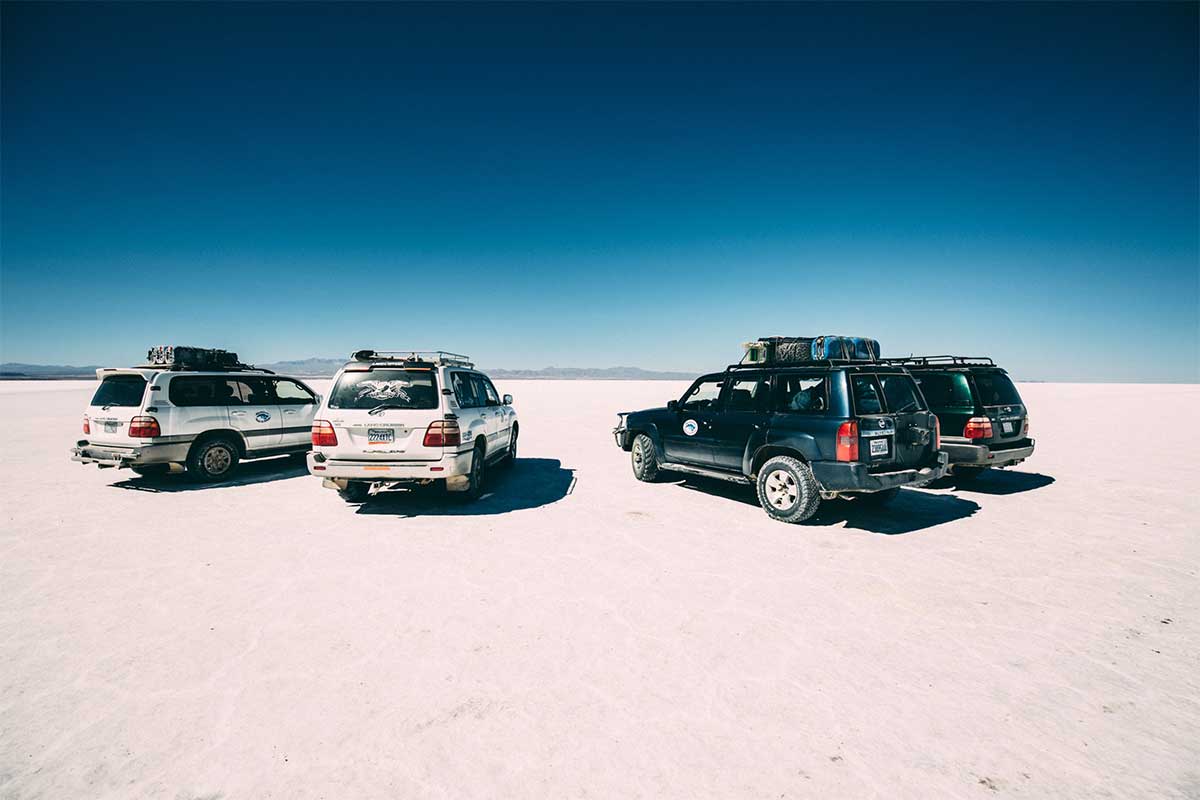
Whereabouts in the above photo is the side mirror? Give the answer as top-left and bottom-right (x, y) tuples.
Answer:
(503, 394), (513, 405)
(667, 399), (679, 411)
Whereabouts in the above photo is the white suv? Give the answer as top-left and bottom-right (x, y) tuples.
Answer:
(71, 346), (320, 481)
(309, 351), (518, 502)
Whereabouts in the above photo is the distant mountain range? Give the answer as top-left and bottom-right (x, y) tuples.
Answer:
(0, 360), (694, 381)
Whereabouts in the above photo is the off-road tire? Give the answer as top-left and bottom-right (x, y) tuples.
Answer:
(338, 481), (371, 503)
(755, 456), (821, 523)
(186, 435), (241, 482)
(500, 425), (518, 468)
(459, 443), (486, 501)
(631, 433), (661, 482)
(856, 486), (901, 506)
(131, 464), (169, 478)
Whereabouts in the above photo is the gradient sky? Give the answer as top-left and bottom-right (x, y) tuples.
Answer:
(2, 2), (1197, 381)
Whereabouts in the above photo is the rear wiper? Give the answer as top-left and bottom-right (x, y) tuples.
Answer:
(368, 403), (405, 416)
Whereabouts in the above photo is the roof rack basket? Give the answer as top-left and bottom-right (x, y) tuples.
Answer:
(141, 345), (274, 373)
(881, 355), (996, 367)
(735, 335), (882, 369)
(351, 350), (475, 368)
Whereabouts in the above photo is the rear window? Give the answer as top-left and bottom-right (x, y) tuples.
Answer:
(90, 375), (146, 407)
(877, 373), (925, 413)
(329, 369), (439, 410)
(973, 371), (1022, 406)
(915, 372), (974, 411)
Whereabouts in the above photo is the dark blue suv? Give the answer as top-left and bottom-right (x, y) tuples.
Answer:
(613, 361), (949, 523)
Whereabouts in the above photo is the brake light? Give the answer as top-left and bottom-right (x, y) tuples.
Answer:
(128, 416), (161, 438)
(836, 421), (859, 462)
(1023, 416), (1030, 436)
(423, 419), (462, 448)
(934, 416), (940, 449)
(963, 417), (993, 439)
(83, 415), (90, 434)
(312, 420), (338, 447)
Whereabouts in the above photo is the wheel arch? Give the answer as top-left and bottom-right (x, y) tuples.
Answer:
(188, 428), (248, 458)
(750, 445), (809, 478)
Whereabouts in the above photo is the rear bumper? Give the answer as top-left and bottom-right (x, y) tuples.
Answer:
(70, 440), (190, 469)
(943, 438), (1036, 470)
(811, 450), (949, 493)
(308, 449), (475, 482)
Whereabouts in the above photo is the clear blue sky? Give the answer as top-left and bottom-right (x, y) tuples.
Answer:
(2, 2), (1196, 381)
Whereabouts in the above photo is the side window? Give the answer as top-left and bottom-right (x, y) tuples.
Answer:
(237, 377), (275, 405)
(474, 375), (500, 406)
(773, 374), (829, 414)
(878, 374), (924, 413)
(914, 372), (973, 411)
(851, 375), (884, 415)
(274, 379), (316, 405)
(169, 376), (223, 407)
(451, 372), (478, 408)
(724, 376), (768, 412)
(680, 378), (723, 411)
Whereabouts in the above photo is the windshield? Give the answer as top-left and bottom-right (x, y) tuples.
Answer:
(329, 369), (439, 410)
(90, 374), (147, 408)
(974, 371), (1022, 406)
(915, 372), (974, 411)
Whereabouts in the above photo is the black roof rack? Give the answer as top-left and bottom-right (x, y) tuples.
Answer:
(881, 355), (996, 367)
(350, 350), (475, 368)
(724, 358), (892, 372)
(139, 345), (274, 374)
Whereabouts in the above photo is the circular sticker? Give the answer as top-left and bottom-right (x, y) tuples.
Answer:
(255, 411), (272, 423)
(682, 419), (699, 436)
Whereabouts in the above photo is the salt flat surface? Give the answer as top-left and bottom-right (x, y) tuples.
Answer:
(1, 380), (1197, 799)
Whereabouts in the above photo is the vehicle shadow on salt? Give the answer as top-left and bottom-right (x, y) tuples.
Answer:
(353, 458), (576, 518)
(110, 456), (309, 492)
(927, 470), (1056, 495)
(673, 478), (979, 535)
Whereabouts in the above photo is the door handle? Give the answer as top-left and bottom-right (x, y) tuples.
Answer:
(230, 410), (246, 416)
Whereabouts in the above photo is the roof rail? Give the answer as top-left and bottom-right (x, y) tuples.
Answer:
(725, 358), (885, 372)
(881, 355), (996, 367)
(350, 350), (475, 368)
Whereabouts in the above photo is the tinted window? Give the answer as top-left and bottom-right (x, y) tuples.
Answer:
(851, 375), (884, 415)
(91, 375), (146, 407)
(878, 374), (925, 413)
(774, 374), (828, 413)
(329, 369), (439, 410)
(724, 375), (768, 412)
(915, 373), (974, 410)
(227, 377), (274, 406)
(475, 375), (500, 406)
(169, 376), (228, 407)
(680, 378), (723, 411)
(451, 372), (480, 408)
(974, 372), (1022, 406)
(274, 379), (315, 404)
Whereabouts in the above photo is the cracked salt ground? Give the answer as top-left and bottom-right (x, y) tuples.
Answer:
(1, 380), (1197, 799)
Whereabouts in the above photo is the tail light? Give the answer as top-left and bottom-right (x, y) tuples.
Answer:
(128, 416), (161, 438)
(311, 420), (338, 447)
(934, 416), (941, 449)
(963, 417), (993, 439)
(836, 421), (859, 462)
(83, 415), (90, 435)
(423, 419), (462, 448)
(1023, 416), (1030, 436)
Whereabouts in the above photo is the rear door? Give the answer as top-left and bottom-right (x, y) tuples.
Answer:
(85, 372), (150, 444)
(971, 370), (1027, 445)
(472, 374), (507, 456)
(324, 366), (444, 461)
(661, 376), (724, 465)
(710, 372), (770, 472)
(849, 373), (935, 469)
(227, 377), (282, 450)
(272, 378), (319, 449)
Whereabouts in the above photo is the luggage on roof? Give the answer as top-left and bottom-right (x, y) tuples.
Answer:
(145, 345), (242, 370)
(742, 336), (880, 365)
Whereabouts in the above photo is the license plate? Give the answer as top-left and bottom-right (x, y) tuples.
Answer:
(104, 421), (118, 433)
(869, 437), (889, 457)
(1002, 421), (1014, 434)
(367, 428), (395, 444)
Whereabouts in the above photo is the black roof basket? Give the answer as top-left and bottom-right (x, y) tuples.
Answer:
(139, 345), (274, 373)
(881, 355), (996, 367)
(350, 350), (475, 368)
